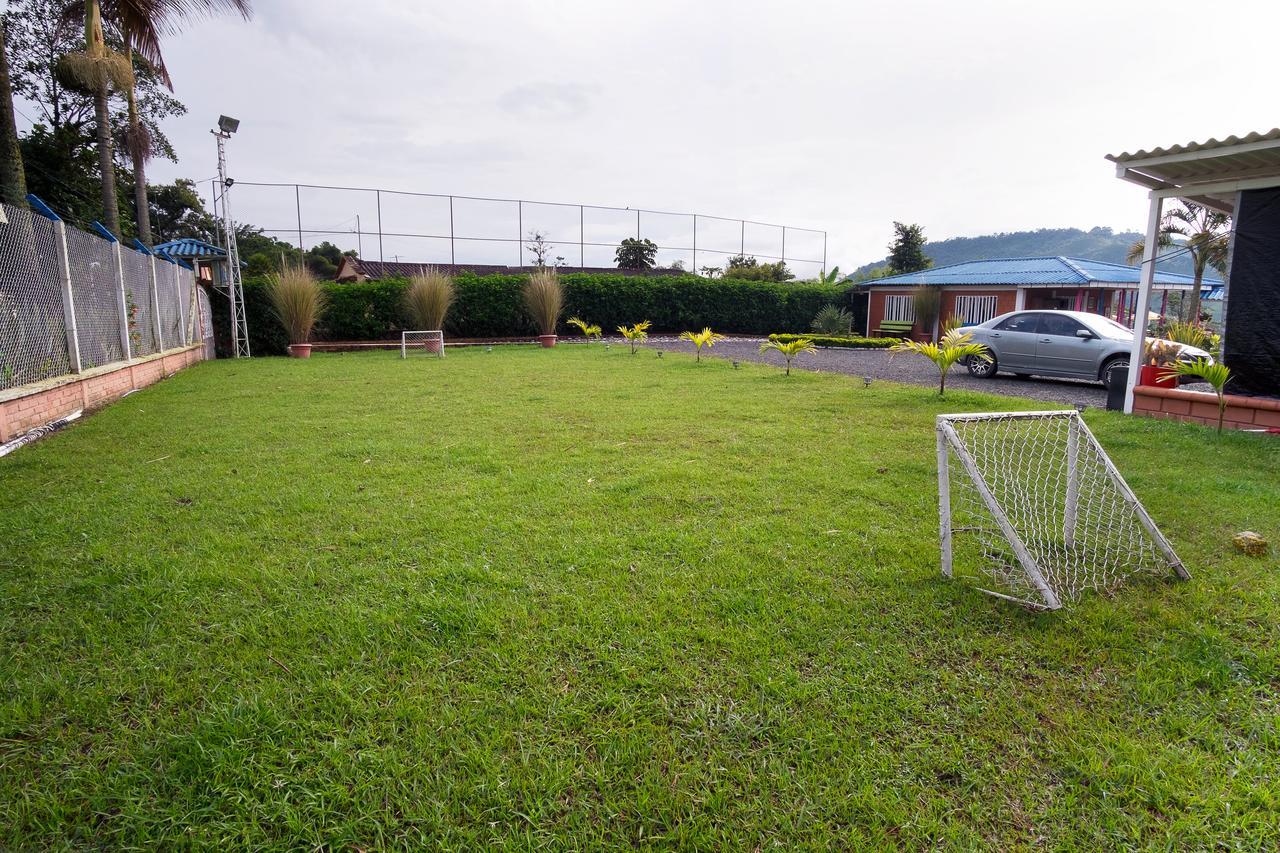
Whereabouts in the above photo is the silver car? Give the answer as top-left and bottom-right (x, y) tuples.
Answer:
(958, 310), (1211, 385)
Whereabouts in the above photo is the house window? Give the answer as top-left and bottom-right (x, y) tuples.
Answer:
(953, 294), (999, 325)
(883, 294), (915, 323)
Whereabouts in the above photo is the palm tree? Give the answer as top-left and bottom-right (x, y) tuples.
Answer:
(64, 0), (252, 243)
(58, 1), (133, 236)
(890, 325), (989, 396)
(1126, 200), (1230, 325)
(0, 21), (28, 207)
(759, 337), (817, 375)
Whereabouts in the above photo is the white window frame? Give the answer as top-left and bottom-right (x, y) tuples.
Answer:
(883, 293), (915, 323)
(953, 294), (1000, 326)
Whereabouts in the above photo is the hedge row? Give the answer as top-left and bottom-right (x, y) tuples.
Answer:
(213, 272), (851, 356)
(768, 333), (899, 349)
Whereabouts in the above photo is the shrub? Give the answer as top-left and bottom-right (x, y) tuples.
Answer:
(811, 304), (853, 335)
(266, 265), (326, 345)
(768, 333), (897, 349)
(524, 269), (564, 336)
(404, 267), (455, 330)
(214, 271), (847, 355)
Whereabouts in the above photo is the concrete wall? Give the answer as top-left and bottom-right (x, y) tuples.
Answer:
(0, 345), (206, 443)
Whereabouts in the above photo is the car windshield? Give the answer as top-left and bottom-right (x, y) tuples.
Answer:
(1085, 316), (1136, 341)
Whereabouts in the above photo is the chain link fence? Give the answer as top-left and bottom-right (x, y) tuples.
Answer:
(0, 201), (204, 394)
(221, 181), (830, 279)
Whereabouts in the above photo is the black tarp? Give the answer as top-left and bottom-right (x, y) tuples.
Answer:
(1223, 187), (1280, 397)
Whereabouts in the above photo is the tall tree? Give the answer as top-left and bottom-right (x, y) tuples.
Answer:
(76, 0), (252, 244)
(0, 21), (28, 206)
(56, 1), (132, 236)
(1126, 200), (1230, 324)
(887, 222), (931, 274)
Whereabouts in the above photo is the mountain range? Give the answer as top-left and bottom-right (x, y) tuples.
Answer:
(849, 226), (1198, 278)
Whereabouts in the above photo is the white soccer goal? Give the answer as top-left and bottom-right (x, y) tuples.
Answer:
(937, 410), (1188, 610)
(401, 330), (445, 359)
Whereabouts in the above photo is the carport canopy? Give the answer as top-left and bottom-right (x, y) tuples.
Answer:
(1106, 129), (1280, 411)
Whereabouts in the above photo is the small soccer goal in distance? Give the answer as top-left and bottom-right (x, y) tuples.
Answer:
(401, 330), (445, 359)
(936, 410), (1188, 610)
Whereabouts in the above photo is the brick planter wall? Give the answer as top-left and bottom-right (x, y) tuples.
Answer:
(1132, 384), (1280, 432)
(0, 345), (206, 443)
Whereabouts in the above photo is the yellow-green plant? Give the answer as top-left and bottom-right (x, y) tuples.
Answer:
(1165, 358), (1232, 433)
(617, 320), (652, 354)
(679, 327), (725, 362)
(568, 317), (602, 342)
(404, 267), (455, 330)
(1164, 321), (1221, 358)
(267, 264), (327, 345)
(523, 269), (563, 336)
(890, 327), (990, 395)
(759, 337), (817, 375)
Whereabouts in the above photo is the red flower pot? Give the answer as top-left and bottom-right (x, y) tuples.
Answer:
(288, 343), (313, 359)
(538, 334), (558, 348)
(1138, 363), (1175, 387)
(424, 338), (443, 354)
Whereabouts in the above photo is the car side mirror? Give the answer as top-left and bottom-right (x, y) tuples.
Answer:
(1075, 329), (1095, 339)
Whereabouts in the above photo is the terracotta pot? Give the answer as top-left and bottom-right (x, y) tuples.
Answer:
(288, 343), (313, 359)
(538, 334), (558, 348)
(1138, 363), (1175, 387)
(425, 338), (443, 354)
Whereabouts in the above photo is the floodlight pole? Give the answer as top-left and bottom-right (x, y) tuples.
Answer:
(213, 127), (250, 358)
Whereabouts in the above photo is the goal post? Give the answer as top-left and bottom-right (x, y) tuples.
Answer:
(937, 410), (1188, 610)
(401, 330), (445, 359)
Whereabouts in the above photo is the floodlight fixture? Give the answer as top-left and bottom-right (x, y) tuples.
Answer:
(218, 115), (240, 135)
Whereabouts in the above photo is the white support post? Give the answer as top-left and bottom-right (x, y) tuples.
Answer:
(53, 220), (83, 373)
(937, 422), (953, 578)
(1063, 414), (1080, 549)
(1014, 287), (1026, 311)
(1124, 194), (1163, 413)
(172, 263), (186, 346)
(112, 242), (132, 361)
(148, 255), (164, 352)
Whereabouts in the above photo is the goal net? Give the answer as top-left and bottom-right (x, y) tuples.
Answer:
(937, 410), (1188, 610)
(401, 330), (445, 359)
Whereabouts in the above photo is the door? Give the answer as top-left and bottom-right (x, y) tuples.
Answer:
(988, 312), (1041, 370)
(1035, 313), (1102, 378)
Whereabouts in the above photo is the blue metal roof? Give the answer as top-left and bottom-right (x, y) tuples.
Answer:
(848, 256), (1224, 289)
(152, 238), (227, 259)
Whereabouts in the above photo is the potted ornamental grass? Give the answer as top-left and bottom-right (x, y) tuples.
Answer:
(405, 267), (455, 353)
(1140, 340), (1181, 388)
(524, 269), (564, 347)
(267, 263), (327, 358)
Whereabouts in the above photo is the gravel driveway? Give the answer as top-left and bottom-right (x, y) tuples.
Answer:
(647, 337), (1109, 408)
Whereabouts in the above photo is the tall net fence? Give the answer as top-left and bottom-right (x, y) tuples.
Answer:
(0, 201), (203, 394)
(938, 410), (1187, 610)
(0, 204), (71, 388)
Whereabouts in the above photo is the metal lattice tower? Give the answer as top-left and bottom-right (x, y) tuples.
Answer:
(213, 127), (250, 358)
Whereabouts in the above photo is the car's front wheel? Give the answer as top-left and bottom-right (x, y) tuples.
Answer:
(967, 349), (997, 378)
(1100, 356), (1128, 387)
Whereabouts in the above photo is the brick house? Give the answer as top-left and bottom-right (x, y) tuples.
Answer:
(856, 256), (1221, 339)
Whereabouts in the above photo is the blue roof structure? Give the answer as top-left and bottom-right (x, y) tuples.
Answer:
(849, 256), (1223, 291)
(152, 238), (228, 259)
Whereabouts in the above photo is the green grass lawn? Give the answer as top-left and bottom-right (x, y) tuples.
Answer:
(2, 346), (1278, 849)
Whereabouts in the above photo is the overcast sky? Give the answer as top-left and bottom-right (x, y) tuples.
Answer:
(126, 0), (1279, 273)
